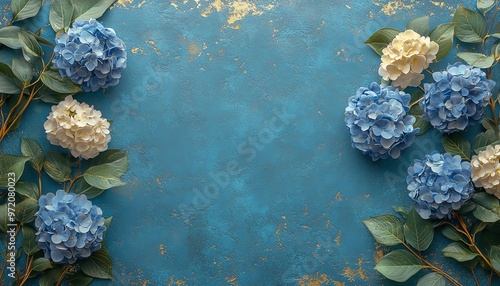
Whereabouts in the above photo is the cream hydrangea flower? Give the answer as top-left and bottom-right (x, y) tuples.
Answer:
(44, 95), (111, 159)
(378, 29), (439, 89)
(471, 145), (500, 198)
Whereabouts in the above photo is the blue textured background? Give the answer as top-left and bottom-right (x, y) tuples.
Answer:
(2, 0), (499, 285)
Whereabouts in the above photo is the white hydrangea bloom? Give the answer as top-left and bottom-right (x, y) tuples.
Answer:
(44, 95), (111, 159)
(471, 145), (500, 198)
(378, 29), (439, 89)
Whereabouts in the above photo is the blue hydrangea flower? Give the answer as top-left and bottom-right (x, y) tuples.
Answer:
(344, 82), (418, 161)
(53, 19), (127, 92)
(420, 63), (495, 133)
(407, 151), (474, 219)
(35, 190), (106, 264)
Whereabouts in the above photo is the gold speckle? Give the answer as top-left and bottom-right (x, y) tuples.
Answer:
(335, 192), (343, 201)
(430, 0), (444, 7)
(159, 244), (167, 255)
(345, 4), (351, 9)
(188, 41), (202, 60)
(131, 47), (145, 54)
(114, 0), (134, 8)
(146, 40), (161, 55)
(334, 231), (341, 245)
(226, 276), (238, 285)
(298, 273), (330, 286)
(374, 0), (416, 16)
(333, 282), (345, 286)
(342, 267), (356, 282)
(356, 258), (368, 280)
(364, 194), (370, 198)
(374, 249), (384, 263)
(201, 0), (274, 29)
(168, 276), (186, 286)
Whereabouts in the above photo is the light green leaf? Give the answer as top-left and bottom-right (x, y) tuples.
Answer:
(72, 178), (106, 199)
(15, 181), (39, 199)
(11, 0), (43, 22)
(442, 242), (478, 262)
(21, 137), (44, 171)
(490, 245), (500, 272)
(43, 151), (71, 183)
(478, 0), (496, 15)
(14, 197), (38, 224)
(72, 0), (116, 20)
(457, 52), (495, 68)
(22, 225), (41, 255)
(473, 130), (500, 153)
(11, 58), (33, 83)
(430, 23), (455, 62)
(407, 16), (430, 36)
(453, 6), (487, 43)
(49, 0), (74, 32)
(0, 154), (30, 187)
(18, 30), (42, 62)
(362, 214), (404, 246)
(410, 104), (431, 136)
(31, 257), (53, 272)
(472, 192), (500, 222)
(84, 155), (128, 189)
(403, 209), (434, 251)
(442, 133), (471, 160)
(416, 272), (446, 286)
(0, 61), (23, 94)
(374, 249), (422, 282)
(392, 206), (412, 218)
(41, 69), (81, 94)
(364, 28), (401, 56)
(0, 26), (22, 49)
(79, 248), (113, 279)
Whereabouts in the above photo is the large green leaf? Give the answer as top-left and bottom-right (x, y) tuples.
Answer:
(84, 155), (128, 189)
(22, 225), (41, 255)
(374, 249), (422, 282)
(364, 28), (401, 56)
(478, 0), (496, 15)
(72, 178), (106, 199)
(89, 149), (127, 167)
(39, 267), (64, 286)
(0, 204), (9, 233)
(406, 16), (430, 36)
(41, 69), (81, 94)
(79, 248), (113, 279)
(0, 61), (23, 94)
(403, 209), (434, 251)
(31, 257), (53, 272)
(14, 197), (38, 224)
(453, 6), (487, 43)
(490, 245), (500, 272)
(43, 152), (71, 183)
(362, 214), (404, 246)
(21, 137), (44, 171)
(68, 273), (93, 286)
(416, 272), (445, 286)
(11, 58), (33, 83)
(441, 225), (468, 243)
(473, 130), (500, 153)
(0, 26), (22, 49)
(0, 154), (30, 187)
(18, 30), (43, 62)
(49, 0), (74, 32)
(472, 192), (500, 222)
(11, 0), (43, 22)
(72, 0), (116, 20)
(457, 52), (495, 68)
(442, 133), (471, 160)
(15, 181), (39, 199)
(442, 242), (478, 262)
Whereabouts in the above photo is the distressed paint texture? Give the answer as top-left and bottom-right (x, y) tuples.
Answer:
(1, 0), (498, 285)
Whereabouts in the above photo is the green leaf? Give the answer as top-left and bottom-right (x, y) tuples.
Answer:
(39, 267), (64, 286)
(15, 181), (39, 199)
(442, 242), (478, 262)
(458, 201), (476, 214)
(72, 178), (106, 199)
(461, 257), (480, 270)
(453, 6), (487, 43)
(18, 30), (42, 62)
(374, 249), (422, 282)
(457, 52), (495, 68)
(0, 204), (8, 233)
(0, 26), (22, 49)
(89, 149), (127, 167)
(6, 93), (29, 132)
(403, 209), (434, 251)
(407, 16), (430, 36)
(84, 155), (128, 189)
(442, 133), (471, 160)
(490, 245), (500, 272)
(410, 104), (431, 136)
(38, 86), (72, 104)
(31, 257), (53, 272)
(473, 130), (500, 153)
(483, 117), (499, 134)
(11, 58), (33, 83)
(393, 206), (412, 218)
(410, 90), (423, 106)
(79, 248), (113, 280)
(0, 154), (30, 187)
(362, 214), (404, 246)
(104, 216), (112, 230)
(49, 0), (74, 32)
(72, 0), (116, 20)
(478, 0), (496, 15)
(14, 197), (38, 224)
(416, 272), (446, 286)
(472, 192), (500, 222)
(11, 0), (43, 22)
(364, 28), (401, 56)
(0, 61), (23, 94)
(430, 23), (455, 62)
(441, 225), (468, 243)
(471, 221), (487, 235)
(43, 152), (71, 183)
(68, 273), (93, 286)
(22, 225), (41, 255)
(21, 137), (44, 171)
(41, 69), (81, 94)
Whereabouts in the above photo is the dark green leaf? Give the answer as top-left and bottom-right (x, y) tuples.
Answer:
(14, 197), (38, 223)
(407, 16), (430, 36)
(430, 23), (455, 62)
(473, 130), (500, 153)
(37, 86), (72, 103)
(72, 0), (116, 20)
(410, 104), (431, 135)
(68, 273), (93, 286)
(18, 30), (42, 62)
(89, 149), (127, 167)
(41, 69), (81, 94)
(21, 137), (44, 171)
(43, 152), (71, 183)
(72, 178), (106, 199)
(49, 0), (74, 32)
(39, 267), (64, 286)
(472, 192), (500, 222)
(410, 90), (423, 106)
(84, 155), (128, 189)
(478, 0), (496, 15)
(362, 214), (404, 246)
(442, 242), (478, 262)
(490, 245), (500, 272)
(461, 257), (480, 270)
(442, 133), (471, 160)
(0, 61), (23, 94)
(0, 26), (22, 49)
(403, 209), (434, 251)
(34, 34), (55, 47)
(483, 117), (499, 134)
(0, 204), (8, 233)
(471, 221), (487, 235)
(22, 225), (41, 255)
(364, 28), (401, 56)
(11, 0), (43, 22)
(416, 272), (445, 286)
(441, 225), (468, 243)
(453, 6), (487, 43)
(458, 201), (476, 214)
(12, 58), (33, 83)
(15, 181), (39, 199)
(0, 154), (30, 187)
(79, 248), (113, 279)
(31, 257), (53, 272)
(457, 52), (495, 68)
(374, 249), (422, 282)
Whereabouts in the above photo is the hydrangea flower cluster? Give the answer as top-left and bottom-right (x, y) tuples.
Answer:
(420, 63), (495, 133)
(471, 145), (500, 198)
(35, 190), (106, 264)
(344, 82), (418, 161)
(378, 29), (439, 89)
(44, 95), (111, 159)
(407, 152), (474, 219)
(53, 19), (127, 92)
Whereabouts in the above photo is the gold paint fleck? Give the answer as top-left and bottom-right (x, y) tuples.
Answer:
(142, 280), (151, 286)
(188, 41), (202, 60)
(374, 249), (384, 263)
(356, 258), (368, 280)
(168, 276), (186, 286)
(226, 275), (238, 285)
(364, 194), (370, 198)
(333, 282), (345, 286)
(335, 192), (343, 201)
(131, 47), (145, 54)
(298, 273), (330, 286)
(342, 267), (356, 282)
(201, 0), (274, 29)
(138, 0), (146, 8)
(159, 244), (167, 255)
(146, 40), (161, 55)
(374, 0), (416, 16)
(430, 0), (444, 8)
(345, 4), (351, 9)
(334, 232), (341, 245)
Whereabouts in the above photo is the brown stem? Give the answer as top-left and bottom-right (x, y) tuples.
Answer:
(471, 268), (480, 286)
(17, 256), (34, 286)
(55, 264), (71, 286)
